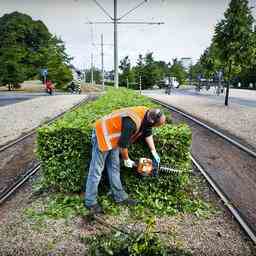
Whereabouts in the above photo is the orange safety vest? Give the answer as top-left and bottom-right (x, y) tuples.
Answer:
(95, 106), (148, 152)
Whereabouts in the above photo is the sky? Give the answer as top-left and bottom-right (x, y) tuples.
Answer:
(0, 0), (255, 70)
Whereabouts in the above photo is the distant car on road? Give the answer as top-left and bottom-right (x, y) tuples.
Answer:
(152, 85), (159, 89)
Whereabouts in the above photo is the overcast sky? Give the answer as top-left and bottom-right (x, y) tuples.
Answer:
(0, 0), (255, 70)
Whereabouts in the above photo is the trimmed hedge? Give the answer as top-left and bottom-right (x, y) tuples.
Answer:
(37, 88), (192, 214)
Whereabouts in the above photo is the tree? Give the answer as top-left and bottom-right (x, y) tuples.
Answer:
(42, 36), (73, 87)
(213, 0), (255, 105)
(119, 56), (135, 88)
(169, 59), (187, 85)
(119, 53), (187, 90)
(234, 29), (256, 88)
(0, 46), (27, 90)
(85, 68), (102, 84)
(0, 12), (72, 89)
(143, 52), (159, 87)
(188, 62), (203, 81)
(199, 44), (222, 79)
(133, 52), (164, 89)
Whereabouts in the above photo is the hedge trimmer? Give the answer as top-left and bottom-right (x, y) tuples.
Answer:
(135, 158), (190, 177)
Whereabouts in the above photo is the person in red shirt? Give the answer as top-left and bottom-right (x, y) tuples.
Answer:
(45, 80), (54, 95)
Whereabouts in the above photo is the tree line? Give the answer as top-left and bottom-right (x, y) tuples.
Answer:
(118, 53), (187, 90)
(0, 12), (73, 89)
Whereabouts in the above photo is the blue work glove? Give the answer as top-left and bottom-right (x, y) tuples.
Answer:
(151, 150), (160, 166)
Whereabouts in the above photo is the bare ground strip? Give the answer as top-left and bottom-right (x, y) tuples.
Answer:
(170, 110), (256, 236)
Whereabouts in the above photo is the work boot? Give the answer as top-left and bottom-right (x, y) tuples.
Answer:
(86, 203), (103, 215)
(117, 198), (138, 206)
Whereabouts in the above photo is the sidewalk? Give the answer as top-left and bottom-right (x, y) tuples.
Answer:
(0, 95), (88, 146)
(144, 89), (256, 150)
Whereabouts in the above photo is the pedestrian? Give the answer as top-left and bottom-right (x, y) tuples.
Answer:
(84, 106), (166, 214)
(45, 80), (54, 95)
(68, 81), (76, 93)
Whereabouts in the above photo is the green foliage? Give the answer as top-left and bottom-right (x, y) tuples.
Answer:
(85, 68), (102, 84)
(192, 0), (256, 87)
(85, 217), (192, 256)
(120, 54), (187, 89)
(198, 44), (223, 79)
(25, 194), (87, 222)
(0, 47), (27, 86)
(0, 12), (72, 87)
(123, 124), (192, 215)
(213, 0), (256, 102)
(36, 88), (211, 218)
(96, 122), (199, 217)
(141, 52), (163, 88)
(119, 56), (136, 88)
(38, 36), (73, 88)
(37, 88), (160, 192)
(132, 53), (167, 89)
(214, 0), (254, 67)
(0, 12), (50, 85)
(169, 59), (187, 85)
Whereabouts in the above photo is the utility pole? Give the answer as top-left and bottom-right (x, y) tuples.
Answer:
(91, 53), (94, 85)
(139, 76), (142, 94)
(88, 31), (112, 89)
(114, 0), (118, 88)
(85, 71), (87, 83)
(101, 34), (105, 89)
(87, 19), (96, 86)
(90, 0), (164, 88)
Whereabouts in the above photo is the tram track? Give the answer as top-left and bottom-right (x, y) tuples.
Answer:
(152, 98), (256, 244)
(0, 94), (99, 205)
(1, 93), (255, 245)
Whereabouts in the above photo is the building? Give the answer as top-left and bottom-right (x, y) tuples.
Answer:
(180, 57), (192, 72)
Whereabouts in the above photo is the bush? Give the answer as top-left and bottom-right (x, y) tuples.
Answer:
(85, 217), (192, 256)
(37, 88), (192, 214)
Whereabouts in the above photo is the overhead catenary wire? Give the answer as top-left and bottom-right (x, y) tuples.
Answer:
(117, 0), (149, 20)
(89, 0), (164, 88)
(93, 0), (113, 20)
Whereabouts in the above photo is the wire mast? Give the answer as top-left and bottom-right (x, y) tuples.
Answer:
(91, 0), (164, 88)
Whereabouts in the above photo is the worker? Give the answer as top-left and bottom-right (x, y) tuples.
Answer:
(84, 106), (166, 214)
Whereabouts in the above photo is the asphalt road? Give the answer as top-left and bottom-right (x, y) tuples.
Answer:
(0, 92), (66, 107)
(144, 87), (256, 108)
(1, 88), (256, 108)
(178, 89), (256, 108)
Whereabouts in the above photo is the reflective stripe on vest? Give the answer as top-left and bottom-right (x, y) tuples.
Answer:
(95, 106), (148, 151)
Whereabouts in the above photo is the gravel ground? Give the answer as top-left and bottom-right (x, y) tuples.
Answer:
(0, 95), (88, 146)
(0, 170), (255, 255)
(144, 90), (256, 149)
